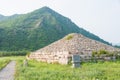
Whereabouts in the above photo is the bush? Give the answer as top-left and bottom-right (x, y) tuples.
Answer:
(92, 50), (109, 57)
(92, 51), (97, 57)
(99, 50), (108, 54)
(65, 34), (74, 40)
(68, 57), (72, 65)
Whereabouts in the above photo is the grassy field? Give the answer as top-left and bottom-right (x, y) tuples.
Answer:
(0, 57), (10, 70)
(0, 56), (120, 80)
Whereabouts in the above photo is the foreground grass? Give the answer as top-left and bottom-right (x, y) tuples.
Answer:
(0, 57), (10, 70)
(0, 56), (120, 80)
(15, 58), (120, 80)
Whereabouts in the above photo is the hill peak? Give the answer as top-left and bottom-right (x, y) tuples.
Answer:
(34, 6), (54, 14)
(40, 6), (52, 10)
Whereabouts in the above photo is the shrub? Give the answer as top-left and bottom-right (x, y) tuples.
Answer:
(92, 50), (109, 57)
(26, 52), (31, 57)
(92, 51), (97, 57)
(68, 57), (72, 65)
(65, 34), (74, 40)
(99, 50), (108, 54)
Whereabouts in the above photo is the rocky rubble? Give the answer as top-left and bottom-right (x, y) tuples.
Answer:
(29, 33), (120, 64)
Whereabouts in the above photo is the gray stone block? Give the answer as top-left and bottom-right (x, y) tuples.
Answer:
(72, 54), (80, 68)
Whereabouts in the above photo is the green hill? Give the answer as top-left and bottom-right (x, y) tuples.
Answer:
(0, 7), (111, 51)
(0, 14), (5, 21)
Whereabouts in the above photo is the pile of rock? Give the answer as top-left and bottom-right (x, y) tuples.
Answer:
(29, 33), (120, 64)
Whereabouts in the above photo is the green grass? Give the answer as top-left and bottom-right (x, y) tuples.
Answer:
(65, 33), (74, 40)
(0, 56), (120, 80)
(15, 58), (120, 80)
(0, 57), (10, 70)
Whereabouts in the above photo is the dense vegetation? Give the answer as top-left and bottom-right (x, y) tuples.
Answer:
(0, 58), (10, 70)
(0, 51), (29, 57)
(0, 7), (111, 51)
(114, 45), (120, 48)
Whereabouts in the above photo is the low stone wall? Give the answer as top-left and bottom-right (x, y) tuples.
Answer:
(29, 52), (119, 65)
(29, 51), (70, 64)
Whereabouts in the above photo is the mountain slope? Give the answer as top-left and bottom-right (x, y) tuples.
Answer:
(117, 43), (120, 46)
(0, 14), (19, 22)
(0, 7), (111, 51)
(0, 14), (5, 21)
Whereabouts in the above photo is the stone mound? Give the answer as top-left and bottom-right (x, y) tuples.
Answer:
(29, 33), (120, 64)
(35, 33), (119, 53)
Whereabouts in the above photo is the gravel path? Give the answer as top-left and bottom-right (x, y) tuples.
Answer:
(0, 61), (16, 80)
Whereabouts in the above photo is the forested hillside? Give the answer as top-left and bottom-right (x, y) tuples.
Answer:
(0, 7), (111, 51)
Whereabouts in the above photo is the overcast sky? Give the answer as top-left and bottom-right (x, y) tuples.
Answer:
(0, 0), (120, 44)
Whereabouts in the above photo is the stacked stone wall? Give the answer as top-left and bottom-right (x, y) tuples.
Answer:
(29, 51), (70, 64)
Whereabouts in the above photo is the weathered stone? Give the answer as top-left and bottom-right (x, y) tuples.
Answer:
(72, 55), (80, 62)
(29, 33), (120, 64)
(112, 56), (116, 61)
(72, 55), (80, 68)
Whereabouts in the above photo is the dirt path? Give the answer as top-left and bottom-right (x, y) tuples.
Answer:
(0, 61), (16, 80)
